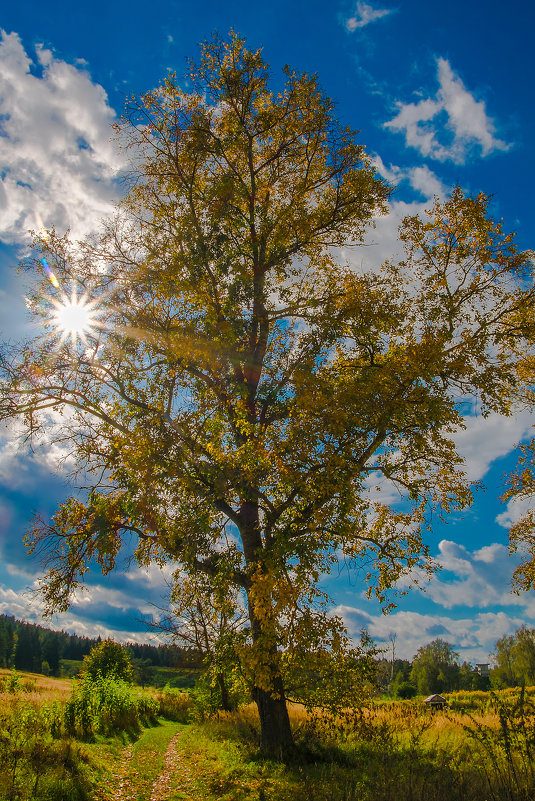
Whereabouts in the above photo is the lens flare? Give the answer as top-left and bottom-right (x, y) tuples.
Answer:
(40, 257), (60, 289)
(37, 244), (105, 347)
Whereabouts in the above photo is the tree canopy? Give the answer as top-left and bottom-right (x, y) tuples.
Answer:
(492, 626), (535, 687)
(410, 639), (459, 695)
(502, 442), (535, 591)
(1, 33), (534, 754)
(83, 639), (134, 683)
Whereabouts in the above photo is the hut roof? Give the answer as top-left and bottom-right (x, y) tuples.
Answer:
(423, 694), (448, 704)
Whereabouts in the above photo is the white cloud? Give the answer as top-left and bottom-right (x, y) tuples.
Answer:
(336, 603), (523, 662)
(0, 30), (124, 245)
(333, 533), (535, 661)
(407, 165), (445, 198)
(346, 197), (429, 273)
(0, 581), (164, 644)
(497, 495), (535, 530)
(454, 409), (534, 482)
(67, 583), (157, 617)
(345, 2), (392, 31)
(422, 540), (522, 610)
(372, 156), (447, 200)
(384, 57), (510, 163)
(0, 410), (78, 490)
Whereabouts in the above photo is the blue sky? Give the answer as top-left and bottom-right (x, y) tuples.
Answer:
(0, 0), (534, 662)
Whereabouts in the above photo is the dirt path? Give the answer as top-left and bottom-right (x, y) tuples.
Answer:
(149, 731), (183, 800)
(108, 743), (137, 801)
(104, 725), (197, 801)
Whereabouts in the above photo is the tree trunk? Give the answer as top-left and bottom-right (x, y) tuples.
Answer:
(247, 601), (294, 756)
(216, 670), (231, 711)
(240, 499), (294, 756)
(252, 672), (294, 758)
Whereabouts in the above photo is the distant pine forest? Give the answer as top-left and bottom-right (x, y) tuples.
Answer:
(0, 614), (203, 683)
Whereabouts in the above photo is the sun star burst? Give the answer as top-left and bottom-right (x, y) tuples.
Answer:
(50, 291), (101, 346)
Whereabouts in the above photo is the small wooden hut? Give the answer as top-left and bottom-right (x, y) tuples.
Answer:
(423, 694), (448, 711)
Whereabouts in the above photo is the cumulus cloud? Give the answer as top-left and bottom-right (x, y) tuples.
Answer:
(332, 532), (535, 661)
(0, 410), (79, 490)
(336, 603), (523, 661)
(407, 165), (445, 198)
(384, 57), (510, 163)
(422, 540), (523, 610)
(372, 156), (447, 199)
(497, 495), (535, 530)
(0, 581), (164, 643)
(0, 30), (124, 245)
(0, 558), (174, 643)
(454, 409), (534, 482)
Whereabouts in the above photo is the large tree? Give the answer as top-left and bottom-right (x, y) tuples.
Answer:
(1, 34), (534, 754)
(492, 627), (535, 687)
(410, 639), (460, 695)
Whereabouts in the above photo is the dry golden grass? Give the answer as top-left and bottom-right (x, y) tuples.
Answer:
(211, 695), (523, 748)
(0, 668), (72, 712)
(202, 697), (500, 757)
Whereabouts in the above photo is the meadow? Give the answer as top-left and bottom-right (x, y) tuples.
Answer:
(0, 667), (534, 800)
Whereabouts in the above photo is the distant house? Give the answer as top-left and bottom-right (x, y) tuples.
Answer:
(423, 694), (448, 710)
(475, 663), (490, 677)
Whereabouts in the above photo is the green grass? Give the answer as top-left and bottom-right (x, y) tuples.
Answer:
(60, 659), (84, 678)
(121, 719), (185, 801)
(2, 675), (535, 800)
(152, 667), (203, 689)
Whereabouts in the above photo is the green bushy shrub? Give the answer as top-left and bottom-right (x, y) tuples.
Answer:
(82, 640), (134, 683)
(64, 674), (158, 738)
(1, 668), (23, 693)
(395, 681), (417, 699)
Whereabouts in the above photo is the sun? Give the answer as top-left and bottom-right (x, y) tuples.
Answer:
(50, 291), (101, 345)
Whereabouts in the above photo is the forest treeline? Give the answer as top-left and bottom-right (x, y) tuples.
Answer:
(0, 614), (203, 676)
(2, 612), (535, 697)
(376, 629), (535, 697)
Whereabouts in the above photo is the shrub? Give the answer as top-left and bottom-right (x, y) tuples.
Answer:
(2, 668), (23, 693)
(64, 674), (158, 738)
(0, 702), (92, 800)
(82, 639), (134, 683)
(157, 685), (194, 722)
(396, 681), (418, 700)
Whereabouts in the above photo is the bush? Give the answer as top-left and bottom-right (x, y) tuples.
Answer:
(396, 681), (417, 699)
(0, 703), (91, 800)
(64, 675), (158, 738)
(1, 668), (23, 693)
(82, 640), (134, 683)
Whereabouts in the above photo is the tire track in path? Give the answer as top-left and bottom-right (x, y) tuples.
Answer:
(149, 731), (183, 800)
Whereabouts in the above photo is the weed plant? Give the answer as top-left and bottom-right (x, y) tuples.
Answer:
(0, 700), (91, 800)
(0, 670), (161, 799)
(156, 684), (194, 722)
(464, 688), (535, 800)
(0, 668), (37, 694)
(180, 695), (535, 801)
(64, 674), (159, 738)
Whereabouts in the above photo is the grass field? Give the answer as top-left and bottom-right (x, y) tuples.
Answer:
(152, 666), (202, 689)
(1, 670), (534, 800)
